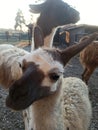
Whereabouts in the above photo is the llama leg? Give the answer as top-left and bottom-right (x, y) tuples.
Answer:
(83, 67), (95, 84)
(82, 68), (87, 81)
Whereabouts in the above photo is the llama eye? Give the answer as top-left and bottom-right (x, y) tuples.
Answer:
(49, 73), (60, 81)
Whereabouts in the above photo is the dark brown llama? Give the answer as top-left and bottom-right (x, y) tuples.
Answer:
(29, 0), (80, 46)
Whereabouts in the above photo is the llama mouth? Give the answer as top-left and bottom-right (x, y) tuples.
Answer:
(6, 84), (52, 111)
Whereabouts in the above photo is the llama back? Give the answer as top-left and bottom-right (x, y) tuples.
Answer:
(62, 77), (92, 130)
(0, 44), (29, 88)
(80, 41), (98, 66)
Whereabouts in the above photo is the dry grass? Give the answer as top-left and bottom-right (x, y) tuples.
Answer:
(0, 40), (30, 48)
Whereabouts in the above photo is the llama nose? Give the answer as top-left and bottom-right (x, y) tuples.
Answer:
(8, 80), (29, 101)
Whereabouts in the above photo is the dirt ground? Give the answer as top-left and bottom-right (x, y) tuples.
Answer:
(0, 45), (98, 130)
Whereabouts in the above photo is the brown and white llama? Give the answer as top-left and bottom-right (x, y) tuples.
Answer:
(5, 26), (98, 130)
(79, 35), (98, 84)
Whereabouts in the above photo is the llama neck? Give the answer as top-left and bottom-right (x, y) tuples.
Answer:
(27, 82), (65, 130)
(44, 28), (56, 47)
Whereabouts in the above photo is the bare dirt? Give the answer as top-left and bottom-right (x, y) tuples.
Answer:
(0, 45), (98, 130)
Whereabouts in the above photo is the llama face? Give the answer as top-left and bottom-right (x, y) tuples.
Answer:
(6, 48), (64, 110)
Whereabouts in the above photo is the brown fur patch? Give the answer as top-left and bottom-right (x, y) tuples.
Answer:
(80, 41), (98, 83)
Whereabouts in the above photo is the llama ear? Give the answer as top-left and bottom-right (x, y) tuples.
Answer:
(29, 2), (46, 14)
(33, 26), (44, 50)
(59, 32), (98, 66)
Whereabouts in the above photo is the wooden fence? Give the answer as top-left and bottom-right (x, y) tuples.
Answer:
(0, 32), (28, 42)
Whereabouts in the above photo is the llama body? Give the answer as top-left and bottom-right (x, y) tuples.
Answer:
(0, 44), (30, 129)
(0, 44), (29, 88)
(26, 77), (91, 130)
(62, 77), (91, 130)
(79, 36), (98, 84)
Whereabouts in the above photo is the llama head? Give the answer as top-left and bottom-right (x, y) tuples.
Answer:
(30, 0), (80, 37)
(6, 26), (98, 111)
(6, 49), (64, 110)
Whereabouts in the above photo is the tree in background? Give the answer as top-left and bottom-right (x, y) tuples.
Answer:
(14, 9), (26, 31)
